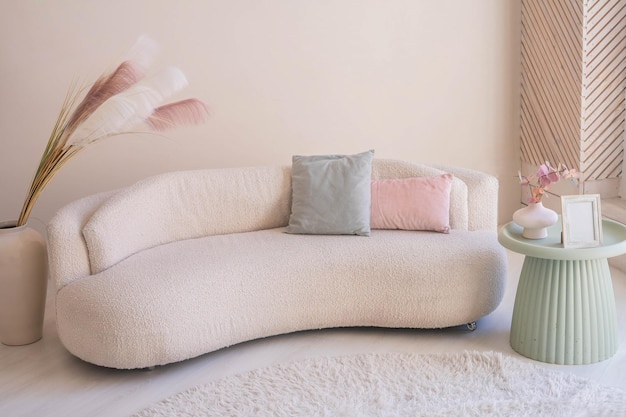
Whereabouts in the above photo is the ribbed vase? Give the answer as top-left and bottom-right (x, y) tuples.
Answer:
(510, 256), (618, 365)
(0, 220), (48, 345)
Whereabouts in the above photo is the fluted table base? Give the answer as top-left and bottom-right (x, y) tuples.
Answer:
(510, 256), (618, 365)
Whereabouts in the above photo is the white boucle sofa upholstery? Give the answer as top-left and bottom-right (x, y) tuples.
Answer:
(47, 159), (507, 369)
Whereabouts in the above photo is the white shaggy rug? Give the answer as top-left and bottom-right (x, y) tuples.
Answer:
(132, 351), (626, 417)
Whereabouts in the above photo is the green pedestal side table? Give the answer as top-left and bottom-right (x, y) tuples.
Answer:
(498, 218), (626, 365)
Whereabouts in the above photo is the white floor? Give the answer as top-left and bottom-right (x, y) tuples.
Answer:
(1, 250), (625, 417)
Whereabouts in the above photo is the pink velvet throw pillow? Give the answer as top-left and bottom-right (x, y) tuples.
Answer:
(370, 174), (453, 233)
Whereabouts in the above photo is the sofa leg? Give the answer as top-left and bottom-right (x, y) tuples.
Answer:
(466, 321), (477, 331)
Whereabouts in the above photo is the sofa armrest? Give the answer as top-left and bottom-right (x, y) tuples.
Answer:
(47, 190), (118, 290)
(430, 164), (499, 232)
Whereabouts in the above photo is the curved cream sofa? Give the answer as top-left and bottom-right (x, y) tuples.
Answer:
(47, 159), (507, 369)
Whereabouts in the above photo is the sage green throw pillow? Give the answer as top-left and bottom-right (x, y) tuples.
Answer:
(286, 150), (374, 236)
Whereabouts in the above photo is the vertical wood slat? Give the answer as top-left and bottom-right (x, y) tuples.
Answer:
(520, 0), (626, 192)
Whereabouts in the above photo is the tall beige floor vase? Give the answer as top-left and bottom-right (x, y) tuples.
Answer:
(0, 220), (48, 345)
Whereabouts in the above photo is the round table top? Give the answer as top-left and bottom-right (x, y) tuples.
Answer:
(498, 217), (626, 260)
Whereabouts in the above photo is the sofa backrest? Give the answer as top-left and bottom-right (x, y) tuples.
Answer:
(82, 159), (469, 274)
(82, 166), (293, 274)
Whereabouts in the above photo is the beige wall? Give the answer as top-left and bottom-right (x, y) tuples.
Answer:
(0, 0), (521, 235)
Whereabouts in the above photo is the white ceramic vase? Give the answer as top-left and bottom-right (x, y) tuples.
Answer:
(0, 220), (48, 345)
(512, 201), (558, 239)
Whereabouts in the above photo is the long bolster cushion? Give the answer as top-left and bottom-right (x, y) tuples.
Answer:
(56, 227), (507, 369)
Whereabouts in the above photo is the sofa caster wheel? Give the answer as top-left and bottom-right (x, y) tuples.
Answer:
(466, 321), (477, 331)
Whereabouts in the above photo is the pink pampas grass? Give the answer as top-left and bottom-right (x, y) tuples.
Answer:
(16, 36), (209, 226)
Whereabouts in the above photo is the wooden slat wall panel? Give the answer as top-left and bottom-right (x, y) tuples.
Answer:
(521, 0), (626, 184)
(581, 0), (626, 180)
(520, 0), (583, 170)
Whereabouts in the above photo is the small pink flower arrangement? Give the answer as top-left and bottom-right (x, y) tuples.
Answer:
(518, 162), (580, 203)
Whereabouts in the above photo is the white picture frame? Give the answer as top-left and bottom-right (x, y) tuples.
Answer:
(561, 194), (602, 248)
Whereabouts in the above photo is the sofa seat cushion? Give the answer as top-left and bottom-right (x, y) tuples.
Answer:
(56, 227), (507, 369)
